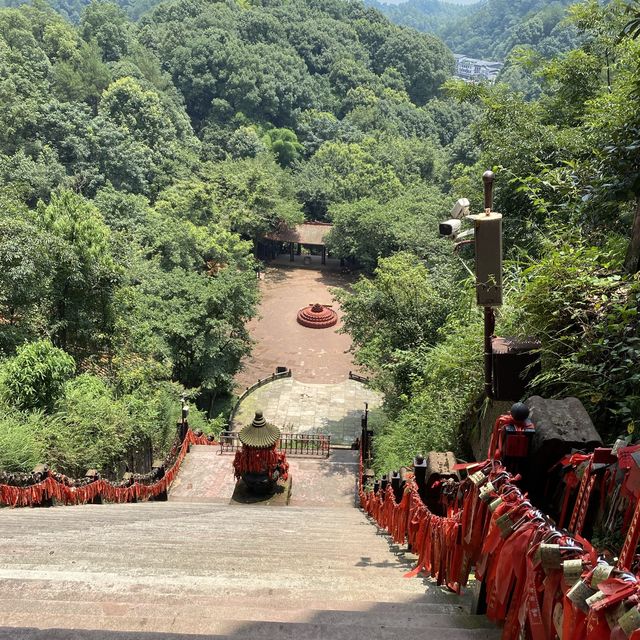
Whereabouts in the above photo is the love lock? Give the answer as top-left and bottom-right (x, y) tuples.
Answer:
(489, 497), (503, 513)
(479, 481), (496, 502)
(469, 471), (487, 487)
(496, 512), (515, 537)
(539, 543), (563, 570)
(606, 603), (627, 630)
(567, 579), (598, 613)
(619, 606), (640, 637)
(562, 559), (584, 586)
(585, 590), (607, 608)
(590, 563), (614, 588)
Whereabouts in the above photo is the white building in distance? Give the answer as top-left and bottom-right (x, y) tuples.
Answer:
(454, 55), (503, 83)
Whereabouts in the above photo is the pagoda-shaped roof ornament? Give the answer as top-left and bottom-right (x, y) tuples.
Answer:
(238, 411), (281, 449)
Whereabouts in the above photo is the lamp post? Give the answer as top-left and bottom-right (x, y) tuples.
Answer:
(443, 171), (503, 399)
(179, 395), (189, 442)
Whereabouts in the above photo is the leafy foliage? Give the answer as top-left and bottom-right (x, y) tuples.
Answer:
(0, 340), (76, 412)
(0, 0), (458, 473)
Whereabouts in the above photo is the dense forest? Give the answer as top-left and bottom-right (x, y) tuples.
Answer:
(0, 0), (639, 476)
(368, 0), (581, 90)
(0, 0), (465, 474)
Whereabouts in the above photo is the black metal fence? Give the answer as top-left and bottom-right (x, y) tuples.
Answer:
(229, 369), (293, 425)
(219, 431), (331, 458)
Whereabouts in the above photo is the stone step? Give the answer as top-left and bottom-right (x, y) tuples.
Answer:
(0, 588), (470, 614)
(0, 499), (499, 640)
(0, 573), (456, 602)
(0, 600), (497, 629)
(0, 614), (500, 640)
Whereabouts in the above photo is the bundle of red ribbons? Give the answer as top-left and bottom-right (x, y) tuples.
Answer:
(360, 458), (640, 640)
(0, 429), (217, 508)
(232, 444), (289, 481)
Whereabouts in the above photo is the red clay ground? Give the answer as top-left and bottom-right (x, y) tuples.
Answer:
(235, 258), (358, 389)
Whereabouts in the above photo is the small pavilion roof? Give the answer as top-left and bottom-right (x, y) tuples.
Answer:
(265, 222), (332, 247)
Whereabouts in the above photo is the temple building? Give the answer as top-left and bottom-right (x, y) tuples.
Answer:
(258, 221), (333, 265)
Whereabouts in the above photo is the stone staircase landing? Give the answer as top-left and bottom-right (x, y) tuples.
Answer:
(168, 445), (359, 507)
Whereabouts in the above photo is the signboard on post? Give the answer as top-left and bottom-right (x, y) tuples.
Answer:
(469, 170), (503, 307)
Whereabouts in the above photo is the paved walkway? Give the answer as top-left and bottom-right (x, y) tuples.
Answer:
(169, 446), (360, 507)
(232, 378), (382, 446)
(235, 263), (359, 388)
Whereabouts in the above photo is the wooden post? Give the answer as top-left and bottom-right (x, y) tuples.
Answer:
(322, 246), (326, 265)
(289, 242), (294, 262)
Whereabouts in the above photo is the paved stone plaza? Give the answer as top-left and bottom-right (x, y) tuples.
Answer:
(235, 262), (359, 388)
(232, 377), (383, 446)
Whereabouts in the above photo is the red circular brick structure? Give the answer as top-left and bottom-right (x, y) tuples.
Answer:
(297, 303), (338, 329)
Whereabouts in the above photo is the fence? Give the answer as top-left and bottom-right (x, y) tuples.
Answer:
(0, 429), (217, 508)
(219, 430), (331, 458)
(358, 418), (640, 640)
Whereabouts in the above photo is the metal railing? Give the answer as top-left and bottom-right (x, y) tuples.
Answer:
(229, 369), (293, 425)
(219, 431), (331, 458)
(348, 371), (369, 384)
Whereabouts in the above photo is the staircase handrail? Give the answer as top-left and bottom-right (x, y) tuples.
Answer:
(358, 443), (640, 640)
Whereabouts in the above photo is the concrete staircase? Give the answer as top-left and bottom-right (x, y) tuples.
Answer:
(0, 453), (500, 639)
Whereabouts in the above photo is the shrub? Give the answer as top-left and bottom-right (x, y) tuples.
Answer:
(0, 340), (75, 412)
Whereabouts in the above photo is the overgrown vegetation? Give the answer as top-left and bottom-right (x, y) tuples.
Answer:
(337, 0), (640, 471)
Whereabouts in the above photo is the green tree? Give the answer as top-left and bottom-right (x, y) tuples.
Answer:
(335, 252), (457, 397)
(263, 128), (303, 167)
(0, 340), (75, 412)
(39, 190), (120, 352)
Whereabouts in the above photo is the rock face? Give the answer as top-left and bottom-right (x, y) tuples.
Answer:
(524, 395), (602, 502)
(0, 450), (500, 640)
(526, 395), (602, 459)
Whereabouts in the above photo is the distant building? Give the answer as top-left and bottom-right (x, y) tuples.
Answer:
(454, 55), (503, 83)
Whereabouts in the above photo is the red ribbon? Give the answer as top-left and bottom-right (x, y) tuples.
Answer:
(0, 429), (216, 507)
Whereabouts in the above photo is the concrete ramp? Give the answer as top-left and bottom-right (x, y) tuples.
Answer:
(168, 445), (358, 507)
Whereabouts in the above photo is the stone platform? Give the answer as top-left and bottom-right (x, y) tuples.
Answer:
(169, 446), (360, 508)
(232, 378), (382, 446)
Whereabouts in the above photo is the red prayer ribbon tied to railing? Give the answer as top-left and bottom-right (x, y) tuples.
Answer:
(360, 457), (640, 640)
(0, 429), (217, 508)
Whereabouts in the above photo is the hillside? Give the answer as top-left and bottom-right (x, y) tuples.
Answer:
(1, 0), (639, 484)
(0, 0), (467, 474)
(367, 0), (578, 62)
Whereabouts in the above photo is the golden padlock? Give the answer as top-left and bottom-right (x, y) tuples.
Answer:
(590, 563), (613, 588)
(479, 481), (495, 502)
(585, 590), (606, 608)
(496, 512), (514, 537)
(540, 543), (562, 570)
(619, 606), (640, 637)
